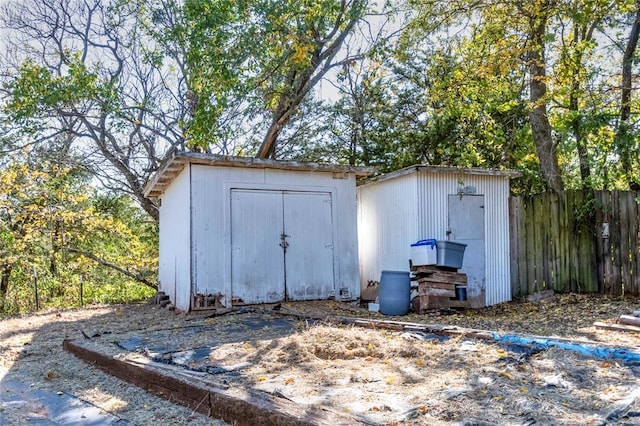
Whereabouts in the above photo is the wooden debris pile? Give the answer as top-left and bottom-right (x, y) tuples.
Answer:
(148, 291), (173, 309)
(411, 265), (469, 314)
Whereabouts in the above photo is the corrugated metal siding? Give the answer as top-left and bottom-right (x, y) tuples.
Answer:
(357, 174), (419, 289)
(358, 169), (512, 307)
(416, 171), (512, 306)
(158, 166), (191, 311)
(482, 176), (512, 306)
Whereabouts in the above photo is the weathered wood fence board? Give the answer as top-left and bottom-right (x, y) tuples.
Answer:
(510, 190), (639, 297)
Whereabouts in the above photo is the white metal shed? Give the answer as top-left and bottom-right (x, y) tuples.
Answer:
(357, 165), (521, 308)
(145, 151), (373, 312)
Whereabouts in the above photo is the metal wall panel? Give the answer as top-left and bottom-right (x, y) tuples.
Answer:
(283, 191), (335, 300)
(448, 194), (486, 308)
(416, 171), (513, 306)
(189, 164), (360, 307)
(230, 189), (285, 303)
(266, 168), (361, 296)
(358, 169), (513, 307)
(357, 174), (419, 288)
(158, 166), (191, 311)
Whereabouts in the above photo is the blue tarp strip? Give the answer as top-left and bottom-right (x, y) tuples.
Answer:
(491, 333), (640, 364)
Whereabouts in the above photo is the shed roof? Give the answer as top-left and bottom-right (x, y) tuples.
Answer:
(358, 164), (522, 188)
(144, 151), (376, 198)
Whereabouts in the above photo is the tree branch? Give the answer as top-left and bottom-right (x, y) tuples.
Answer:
(62, 246), (157, 290)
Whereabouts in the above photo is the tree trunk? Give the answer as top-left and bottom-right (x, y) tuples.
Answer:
(528, 4), (564, 193)
(570, 23), (596, 188)
(255, 0), (364, 159)
(571, 89), (590, 186)
(258, 110), (290, 159)
(618, 2), (640, 174)
(0, 264), (12, 312)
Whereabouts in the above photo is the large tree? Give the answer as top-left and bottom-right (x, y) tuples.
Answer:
(367, 0), (640, 193)
(0, 0), (191, 220)
(179, 0), (368, 158)
(616, 1), (640, 186)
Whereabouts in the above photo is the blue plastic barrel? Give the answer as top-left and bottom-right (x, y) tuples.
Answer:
(379, 270), (411, 315)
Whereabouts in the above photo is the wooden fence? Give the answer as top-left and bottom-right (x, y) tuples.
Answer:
(509, 190), (640, 297)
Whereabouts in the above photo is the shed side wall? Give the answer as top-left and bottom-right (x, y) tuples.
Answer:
(357, 174), (420, 288)
(416, 171), (512, 306)
(158, 166), (191, 312)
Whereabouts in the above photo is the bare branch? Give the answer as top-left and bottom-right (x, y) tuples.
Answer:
(63, 246), (157, 289)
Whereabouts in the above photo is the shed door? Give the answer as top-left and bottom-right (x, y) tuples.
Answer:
(231, 190), (285, 303)
(230, 189), (335, 304)
(448, 194), (485, 308)
(283, 191), (334, 300)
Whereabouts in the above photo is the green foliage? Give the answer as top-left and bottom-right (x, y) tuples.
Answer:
(0, 151), (157, 314)
(319, 24), (535, 179)
(305, 0), (640, 194)
(176, 0), (366, 150)
(5, 58), (118, 131)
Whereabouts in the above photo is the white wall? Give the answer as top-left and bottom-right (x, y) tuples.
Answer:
(416, 171), (512, 306)
(188, 165), (361, 306)
(357, 169), (513, 306)
(158, 166), (191, 312)
(357, 174), (420, 287)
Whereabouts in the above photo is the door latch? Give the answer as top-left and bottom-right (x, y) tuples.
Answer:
(279, 233), (290, 250)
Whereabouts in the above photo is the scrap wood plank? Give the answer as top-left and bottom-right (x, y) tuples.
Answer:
(339, 317), (496, 340)
(416, 281), (456, 291)
(447, 300), (470, 308)
(413, 271), (467, 285)
(412, 295), (448, 313)
(411, 265), (453, 273)
(417, 285), (453, 297)
(594, 321), (640, 333)
(423, 275), (467, 286)
(619, 315), (640, 327)
(422, 287), (456, 298)
(63, 339), (358, 426)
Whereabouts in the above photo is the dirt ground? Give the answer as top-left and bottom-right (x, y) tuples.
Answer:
(2, 293), (640, 425)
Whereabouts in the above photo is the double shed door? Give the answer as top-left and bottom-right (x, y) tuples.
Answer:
(230, 189), (335, 304)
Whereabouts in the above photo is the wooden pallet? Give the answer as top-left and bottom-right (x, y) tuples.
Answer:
(412, 266), (467, 284)
(411, 265), (469, 313)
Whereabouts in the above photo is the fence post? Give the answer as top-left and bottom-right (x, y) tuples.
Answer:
(33, 265), (39, 311)
(79, 274), (83, 307)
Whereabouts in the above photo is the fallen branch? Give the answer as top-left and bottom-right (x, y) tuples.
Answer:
(62, 247), (157, 290)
